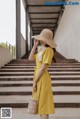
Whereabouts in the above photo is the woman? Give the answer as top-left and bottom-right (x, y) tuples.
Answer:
(28, 29), (57, 119)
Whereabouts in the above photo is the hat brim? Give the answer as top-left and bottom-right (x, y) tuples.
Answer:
(32, 35), (57, 48)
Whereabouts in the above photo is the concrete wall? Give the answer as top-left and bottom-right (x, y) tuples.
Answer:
(54, 0), (80, 62)
(21, 33), (26, 57)
(0, 46), (12, 68)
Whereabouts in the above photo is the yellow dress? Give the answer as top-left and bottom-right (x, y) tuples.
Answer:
(32, 47), (55, 115)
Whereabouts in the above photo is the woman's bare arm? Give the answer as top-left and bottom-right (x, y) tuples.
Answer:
(28, 45), (37, 61)
(33, 63), (48, 92)
(34, 63), (48, 83)
(28, 39), (39, 61)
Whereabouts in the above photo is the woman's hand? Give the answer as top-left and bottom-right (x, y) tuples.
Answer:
(34, 39), (39, 47)
(33, 80), (37, 92)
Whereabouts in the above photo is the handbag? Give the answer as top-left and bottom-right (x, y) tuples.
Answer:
(27, 91), (38, 114)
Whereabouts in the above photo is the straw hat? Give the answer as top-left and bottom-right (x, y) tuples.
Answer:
(32, 29), (57, 48)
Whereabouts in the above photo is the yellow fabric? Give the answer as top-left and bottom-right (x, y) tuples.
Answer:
(32, 47), (55, 115)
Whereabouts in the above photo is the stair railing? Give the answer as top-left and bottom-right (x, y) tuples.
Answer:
(6, 42), (16, 59)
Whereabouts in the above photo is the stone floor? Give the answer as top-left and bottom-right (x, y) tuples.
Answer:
(0, 108), (80, 119)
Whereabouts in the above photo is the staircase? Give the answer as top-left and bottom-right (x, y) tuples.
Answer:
(0, 59), (80, 119)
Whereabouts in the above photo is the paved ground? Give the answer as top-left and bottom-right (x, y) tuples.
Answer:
(0, 108), (80, 119)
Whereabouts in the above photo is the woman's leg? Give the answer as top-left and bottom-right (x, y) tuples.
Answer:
(40, 114), (49, 119)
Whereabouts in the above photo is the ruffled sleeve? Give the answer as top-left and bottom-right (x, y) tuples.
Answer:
(42, 47), (54, 65)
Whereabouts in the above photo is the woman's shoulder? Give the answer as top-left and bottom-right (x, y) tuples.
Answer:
(43, 47), (53, 55)
(45, 47), (53, 52)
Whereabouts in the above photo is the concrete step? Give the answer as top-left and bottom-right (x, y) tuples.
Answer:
(10, 58), (77, 61)
(3, 65), (80, 68)
(0, 80), (80, 84)
(6, 61), (80, 65)
(12, 58), (78, 61)
(0, 91), (80, 95)
(0, 71), (80, 75)
(5, 63), (80, 67)
(6, 63), (80, 66)
(0, 72), (80, 77)
(0, 76), (80, 80)
(0, 102), (80, 108)
(0, 95), (80, 103)
(0, 83), (80, 87)
(0, 86), (80, 92)
(1, 68), (80, 72)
